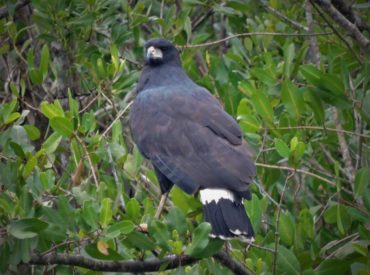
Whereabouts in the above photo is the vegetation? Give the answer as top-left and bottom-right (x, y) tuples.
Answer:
(0, 0), (369, 274)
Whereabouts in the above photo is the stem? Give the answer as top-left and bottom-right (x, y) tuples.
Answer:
(272, 172), (294, 275)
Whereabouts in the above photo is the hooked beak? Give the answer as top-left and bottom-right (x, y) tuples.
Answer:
(146, 46), (163, 60)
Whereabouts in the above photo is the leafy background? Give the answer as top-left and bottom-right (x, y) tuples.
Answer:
(0, 0), (369, 274)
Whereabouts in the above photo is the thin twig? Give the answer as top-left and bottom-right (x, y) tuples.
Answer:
(179, 31), (333, 49)
(305, 0), (321, 67)
(313, 0), (370, 54)
(75, 135), (99, 189)
(260, 0), (308, 31)
(272, 172), (294, 275)
(262, 125), (370, 139)
(310, 0), (363, 63)
(100, 101), (133, 140)
(331, 108), (355, 184)
(0, 0), (31, 19)
(255, 163), (352, 195)
(105, 140), (126, 210)
(154, 192), (169, 219)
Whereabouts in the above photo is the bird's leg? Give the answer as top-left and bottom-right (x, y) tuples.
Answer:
(155, 192), (169, 219)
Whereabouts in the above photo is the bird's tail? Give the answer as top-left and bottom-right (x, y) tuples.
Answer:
(199, 188), (254, 241)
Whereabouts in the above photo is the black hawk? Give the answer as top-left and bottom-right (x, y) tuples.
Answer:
(129, 38), (256, 241)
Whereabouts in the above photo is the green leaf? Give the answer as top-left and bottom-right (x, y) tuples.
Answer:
(8, 218), (48, 239)
(354, 168), (369, 199)
(22, 150), (43, 178)
(23, 125), (40, 140)
(281, 80), (304, 118)
(5, 112), (20, 124)
(124, 231), (156, 250)
(105, 220), (135, 238)
(40, 101), (65, 119)
(276, 245), (301, 275)
(42, 132), (62, 154)
(126, 198), (140, 222)
(29, 68), (43, 85)
(85, 243), (125, 260)
(50, 117), (74, 137)
(186, 222), (211, 258)
(279, 211), (295, 246)
(149, 220), (171, 251)
(82, 201), (99, 229)
(275, 138), (290, 158)
(317, 259), (351, 275)
(10, 142), (26, 159)
(324, 204), (351, 233)
(100, 198), (113, 228)
(238, 114), (261, 133)
(40, 44), (49, 79)
(184, 16), (192, 41)
(166, 207), (188, 235)
(249, 85), (274, 123)
(284, 43), (295, 78)
(250, 68), (276, 86)
(300, 64), (322, 86)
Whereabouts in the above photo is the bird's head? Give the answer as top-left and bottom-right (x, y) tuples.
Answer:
(144, 38), (181, 67)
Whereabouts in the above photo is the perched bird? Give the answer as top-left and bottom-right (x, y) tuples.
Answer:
(129, 38), (256, 241)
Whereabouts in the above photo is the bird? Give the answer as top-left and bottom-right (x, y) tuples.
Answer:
(129, 38), (256, 241)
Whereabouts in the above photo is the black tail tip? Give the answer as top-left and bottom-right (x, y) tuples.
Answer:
(202, 198), (255, 242)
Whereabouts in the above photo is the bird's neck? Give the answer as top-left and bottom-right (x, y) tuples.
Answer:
(136, 64), (192, 93)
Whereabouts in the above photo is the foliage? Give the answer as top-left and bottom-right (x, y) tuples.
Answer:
(0, 0), (369, 274)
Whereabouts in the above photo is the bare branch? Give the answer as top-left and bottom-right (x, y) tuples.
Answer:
(179, 31), (333, 49)
(30, 253), (198, 273)
(29, 251), (251, 274)
(262, 125), (370, 139)
(313, 0), (370, 54)
(331, 0), (370, 33)
(213, 251), (252, 275)
(272, 172), (294, 275)
(255, 162), (352, 195)
(260, 0), (308, 31)
(0, 0), (31, 19)
(305, 0), (321, 67)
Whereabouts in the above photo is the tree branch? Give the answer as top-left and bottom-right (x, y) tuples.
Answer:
(260, 0), (308, 31)
(0, 0), (31, 19)
(313, 0), (370, 54)
(29, 251), (251, 274)
(213, 251), (251, 275)
(179, 31), (333, 49)
(255, 162), (352, 195)
(30, 253), (198, 273)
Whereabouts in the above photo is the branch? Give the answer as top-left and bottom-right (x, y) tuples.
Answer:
(29, 251), (251, 274)
(313, 0), (370, 54)
(305, 0), (321, 67)
(179, 31), (333, 49)
(272, 172), (294, 275)
(29, 253), (198, 273)
(260, 0), (308, 31)
(262, 125), (370, 139)
(255, 162), (352, 195)
(0, 0), (31, 19)
(331, 0), (370, 33)
(213, 251), (251, 275)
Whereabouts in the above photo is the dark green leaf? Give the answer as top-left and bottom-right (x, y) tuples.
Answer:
(100, 198), (113, 228)
(355, 168), (369, 199)
(50, 117), (74, 137)
(105, 220), (135, 238)
(186, 222), (211, 257)
(275, 138), (290, 158)
(8, 218), (48, 239)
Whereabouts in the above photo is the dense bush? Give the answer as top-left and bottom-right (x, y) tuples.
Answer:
(0, 0), (369, 274)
